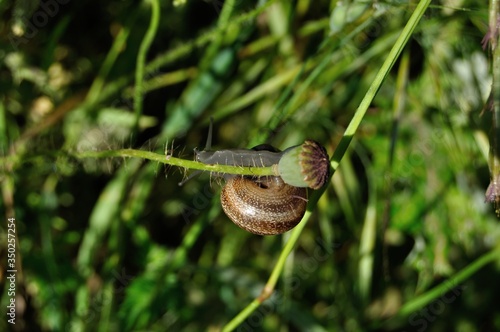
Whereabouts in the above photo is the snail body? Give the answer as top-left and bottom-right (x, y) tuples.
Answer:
(195, 146), (283, 169)
(194, 119), (282, 169)
(221, 176), (307, 235)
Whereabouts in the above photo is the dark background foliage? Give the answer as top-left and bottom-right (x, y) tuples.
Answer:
(1, 0), (499, 331)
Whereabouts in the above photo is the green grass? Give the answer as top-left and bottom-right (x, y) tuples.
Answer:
(1, 0), (500, 331)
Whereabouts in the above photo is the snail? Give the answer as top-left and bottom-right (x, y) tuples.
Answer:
(191, 119), (330, 235)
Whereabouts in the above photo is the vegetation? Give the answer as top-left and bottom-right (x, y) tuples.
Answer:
(1, 0), (499, 331)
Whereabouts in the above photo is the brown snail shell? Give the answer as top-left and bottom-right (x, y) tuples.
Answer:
(221, 176), (307, 235)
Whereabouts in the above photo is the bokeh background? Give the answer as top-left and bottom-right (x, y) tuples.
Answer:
(1, 0), (500, 331)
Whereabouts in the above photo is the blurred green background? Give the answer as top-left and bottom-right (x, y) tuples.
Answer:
(1, 0), (500, 331)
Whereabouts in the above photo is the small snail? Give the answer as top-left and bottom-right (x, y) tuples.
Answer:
(192, 119), (329, 235)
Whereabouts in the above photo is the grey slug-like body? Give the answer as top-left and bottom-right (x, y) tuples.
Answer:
(196, 148), (283, 168)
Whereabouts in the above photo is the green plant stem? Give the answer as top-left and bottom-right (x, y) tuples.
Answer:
(123, 67), (198, 97)
(200, 0), (236, 69)
(395, 247), (500, 318)
(221, 209), (314, 332)
(86, 20), (134, 105)
(71, 149), (276, 177)
(330, 0), (431, 172)
(134, 0), (160, 133)
(223, 183), (327, 332)
(222, 0), (431, 330)
(358, 148), (377, 303)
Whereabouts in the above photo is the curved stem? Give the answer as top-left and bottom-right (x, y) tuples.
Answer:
(134, 0), (161, 134)
(86, 18), (134, 105)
